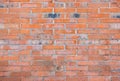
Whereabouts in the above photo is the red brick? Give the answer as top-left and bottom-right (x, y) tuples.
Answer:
(32, 8), (52, 13)
(10, 0), (29, 2)
(32, 71), (50, 76)
(43, 45), (64, 50)
(66, 77), (88, 81)
(10, 72), (31, 77)
(89, 76), (110, 81)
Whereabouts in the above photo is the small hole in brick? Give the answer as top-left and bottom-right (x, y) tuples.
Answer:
(73, 13), (80, 18)
(48, 13), (60, 18)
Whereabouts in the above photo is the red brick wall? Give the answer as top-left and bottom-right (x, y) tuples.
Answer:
(0, 0), (120, 81)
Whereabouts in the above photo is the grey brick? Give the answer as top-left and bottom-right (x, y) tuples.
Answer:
(81, 2), (88, 7)
(112, 69), (120, 72)
(42, 2), (48, 8)
(0, 4), (5, 8)
(100, 0), (111, 2)
(0, 24), (4, 29)
(66, 3), (74, 7)
(6, 3), (19, 8)
(28, 40), (52, 45)
(55, 3), (64, 7)
(110, 24), (120, 29)
(91, 0), (100, 2)
(80, 40), (99, 45)
(38, 34), (53, 39)
(0, 40), (8, 45)
(91, 0), (111, 2)
(79, 34), (88, 40)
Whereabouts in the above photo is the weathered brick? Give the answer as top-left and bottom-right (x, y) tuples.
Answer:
(0, 0), (119, 80)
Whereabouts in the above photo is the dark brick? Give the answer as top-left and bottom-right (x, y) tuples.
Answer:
(116, 15), (120, 18)
(73, 13), (80, 18)
(113, 15), (120, 18)
(48, 13), (60, 18)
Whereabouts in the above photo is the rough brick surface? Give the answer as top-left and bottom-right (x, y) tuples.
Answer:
(0, 0), (120, 81)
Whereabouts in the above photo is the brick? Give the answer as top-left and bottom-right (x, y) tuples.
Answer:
(21, 3), (41, 8)
(32, 71), (50, 76)
(111, 77), (120, 81)
(0, 56), (19, 61)
(28, 40), (53, 45)
(55, 3), (65, 8)
(73, 13), (80, 18)
(56, 71), (77, 76)
(77, 8), (98, 13)
(110, 24), (120, 29)
(88, 55), (109, 61)
(48, 13), (60, 18)
(0, 24), (4, 29)
(54, 8), (75, 13)
(0, 61), (8, 65)
(44, 77), (65, 81)
(0, 66), (21, 71)
(54, 19), (76, 23)
(0, 9), (7, 13)
(66, 24), (86, 29)
(32, 8), (52, 13)
(0, 78), (21, 81)
(89, 76), (110, 81)
(9, 0), (29, 2)
(31, 66), (54, 71)
(32, 19), (53, 23)
(55, 40), (76, 45)
(9, 8), (30, 13)
(6, 3), (19, 8)
(101, 8), (120, 13)
(9, 61), (30, 66)
(55, 30), (75, 34)
(43, 45), (64, 50)
(10, 72), (31, 77)
(21, 24), (41, 28)
(56, 50), (76, 55)
(88, 14), (109, 18)
(66, 77), (88, 81)
(33, 56), (52, 61)
(42, 2), (54, 8)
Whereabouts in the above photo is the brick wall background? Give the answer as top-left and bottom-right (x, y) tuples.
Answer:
(0, 0), (120, 81)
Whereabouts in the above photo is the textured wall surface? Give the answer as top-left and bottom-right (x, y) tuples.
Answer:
(0, 0), (120, 81)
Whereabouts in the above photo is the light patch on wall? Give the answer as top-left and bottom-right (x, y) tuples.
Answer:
(0, 24), (4, 29)
(110, 24), (120, 29)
